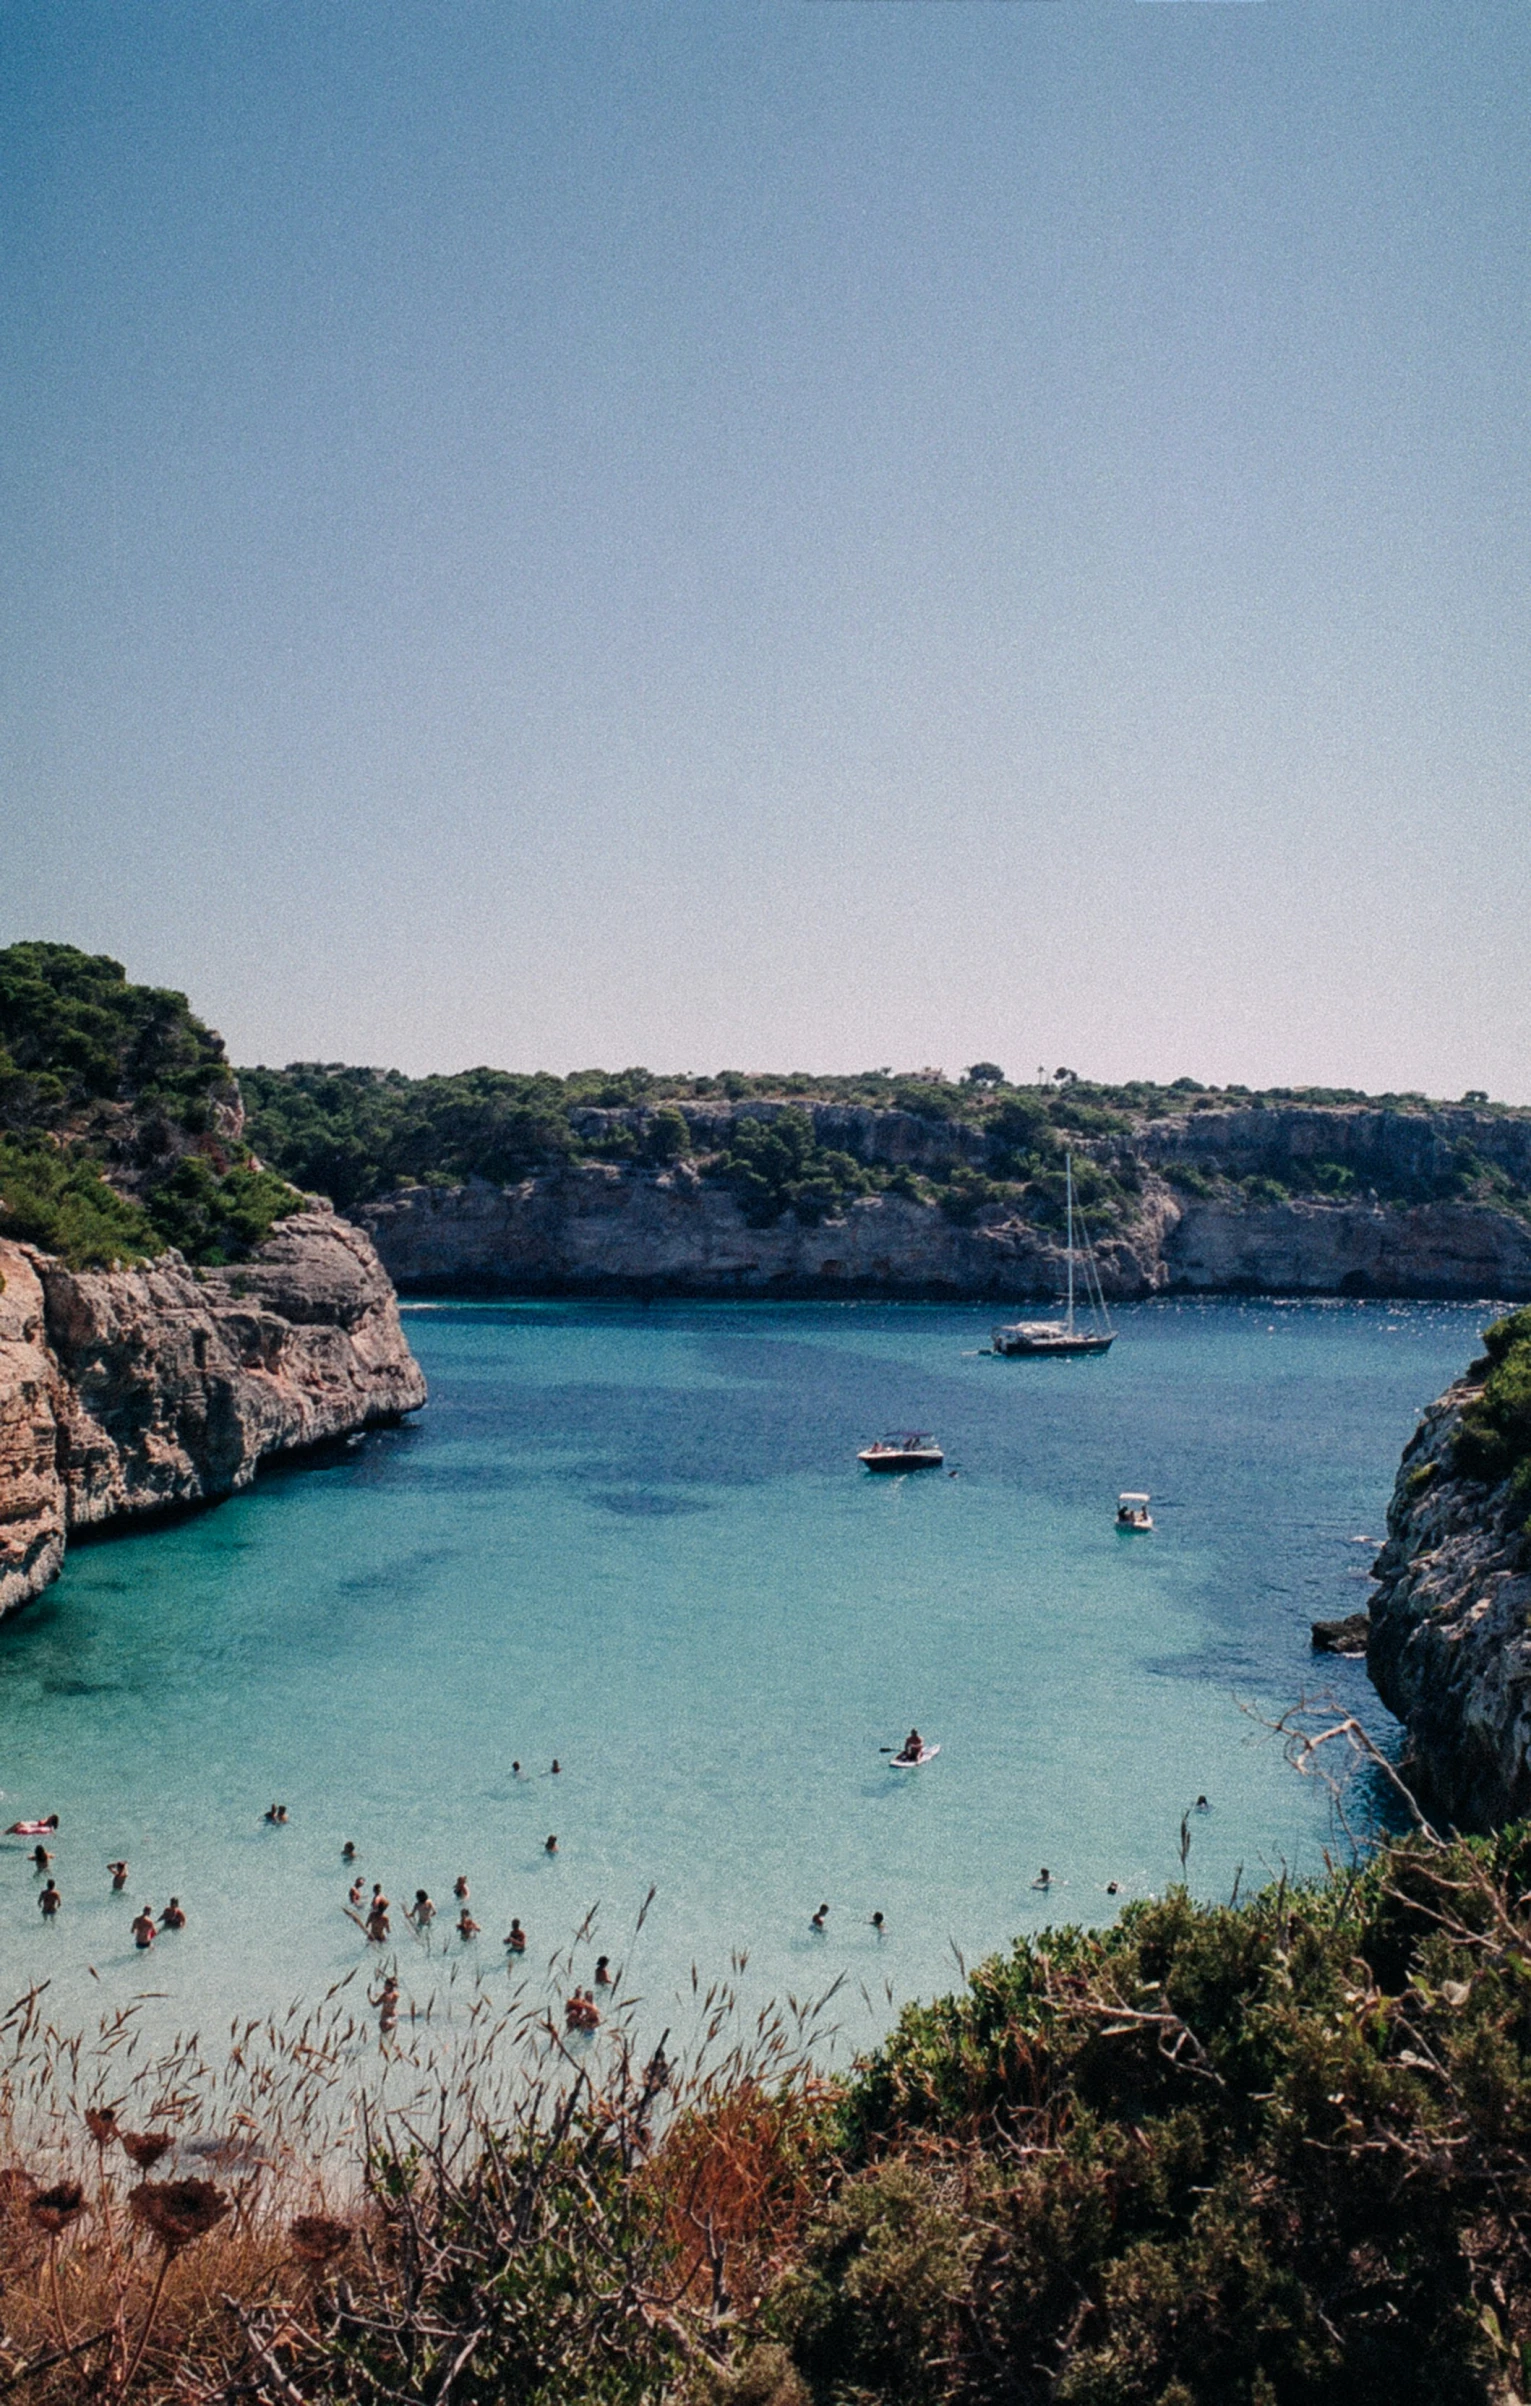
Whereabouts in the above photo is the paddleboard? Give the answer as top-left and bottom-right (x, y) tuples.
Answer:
(889, 1745), (940, 1768)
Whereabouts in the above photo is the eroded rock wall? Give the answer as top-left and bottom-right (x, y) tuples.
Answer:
(0, 1212), (426, 1619)
(354, 1168), (1531, 1302)
(1367, 1385), (1531, 1828)
(355, 1167), (1178, 1299)
(0, 1243), (66, 1616)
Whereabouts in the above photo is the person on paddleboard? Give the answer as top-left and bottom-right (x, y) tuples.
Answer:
(902, 1730), (924, 1761)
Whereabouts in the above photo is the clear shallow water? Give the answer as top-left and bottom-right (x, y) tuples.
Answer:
(0, 1297), (1489, 2064)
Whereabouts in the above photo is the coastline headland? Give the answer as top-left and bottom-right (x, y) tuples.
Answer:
(0, 944), (427, 1618)
(344, 1098), (1531, 1300)
(1367, 1308), (1531, 1827)
(0, 1210), (426, 1620)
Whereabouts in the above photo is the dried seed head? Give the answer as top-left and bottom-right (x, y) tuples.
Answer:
(30, 2182), (87, 2236)
(121, 2131), (173, 2171)
(128, 2178), (230, 2254)
(289, 2215), (353, 2266)
(85, 2107), (120, 2146)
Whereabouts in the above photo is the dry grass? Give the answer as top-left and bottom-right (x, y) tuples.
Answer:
(0, 1914), (847, 2402)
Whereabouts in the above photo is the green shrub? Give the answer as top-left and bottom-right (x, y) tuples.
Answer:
(0, 1137), (161, 1268)
(646, 1105), (692, 1165)
(142, 1156), (304, 1265)
(1453, 1309), (1531, 1492)
(806, 1837), (1531, 2405)
(716, 1114), (879, 1228)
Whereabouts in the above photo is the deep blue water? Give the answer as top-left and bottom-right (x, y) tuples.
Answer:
(0, 1297), (1487, 2063)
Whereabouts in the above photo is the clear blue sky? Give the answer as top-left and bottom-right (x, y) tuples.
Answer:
(4, 2), (1528, 1095)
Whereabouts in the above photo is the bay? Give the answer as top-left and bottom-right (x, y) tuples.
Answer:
(0, 1297), (1487, 2063)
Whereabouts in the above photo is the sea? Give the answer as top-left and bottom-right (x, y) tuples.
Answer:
(0, 1296), (1490, 2073)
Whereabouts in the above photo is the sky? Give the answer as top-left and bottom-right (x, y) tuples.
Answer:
(3, 1), (1528, 1097)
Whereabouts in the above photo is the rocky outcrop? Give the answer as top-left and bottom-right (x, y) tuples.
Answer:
(0, 1211), (426, 1619)
(0, 1243), (66, 1616)
(1367, 1384), (1531, 1828)
(353, 1163), (1531, 1303)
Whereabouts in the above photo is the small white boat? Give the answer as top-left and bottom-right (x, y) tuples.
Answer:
(858, 1432), (944, 1472)
(1116, 1492), (1153, 1531)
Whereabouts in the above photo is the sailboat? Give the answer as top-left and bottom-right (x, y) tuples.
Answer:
(991, 1154), (1115, 1357)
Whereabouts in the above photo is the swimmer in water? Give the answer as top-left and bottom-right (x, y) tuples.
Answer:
(870, 1911), (885, 1935)
(551, 1759), (561, 1776)
(411, 1890), (436, 1929)
(348, 1877), (365, 1908)
(1032, 1868), (1052, 1890)
(109, 1860), (129, 1892)
(505, 1918), (526, 1955)
(511, 1760), (521, 1778)
(1105, 1881), (1120, 1897)
(265, 1804), (280, 1824)
(160, 1898), (186, 1930)
(810, 1903), (829, 1932)
(453, 1874), (469, 1902)
(365, 1890), (391, 1943)
(32, 1844), (52, 1871)
(372, 1975), (399, 2035)
(545, 1835), (558, 1854)
(342, 1841), (357, 1862)
(131, 1906), (156, 1948)
(594, 1955), (611, 1986)
(1195, 1795), (1210, 1812)
(457, 1908), (480, 1940)
(39, 1879), (61, 1918)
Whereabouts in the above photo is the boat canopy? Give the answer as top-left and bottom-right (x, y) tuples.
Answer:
(1118, 1492), (1151, 1505)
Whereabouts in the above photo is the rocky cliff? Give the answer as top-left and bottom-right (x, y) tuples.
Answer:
(1368, 1380), (1531, 1828)
(0, 1210), (426, 1621)
(354, 1161), (1531, 1301)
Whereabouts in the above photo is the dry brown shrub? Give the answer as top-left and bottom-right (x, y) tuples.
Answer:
(647, 2075), (836, 2319)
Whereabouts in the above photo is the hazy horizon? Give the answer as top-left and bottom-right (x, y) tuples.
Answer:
(5, 4), (1528, 1098)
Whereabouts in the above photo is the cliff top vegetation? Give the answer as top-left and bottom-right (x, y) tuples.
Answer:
(0, 942), (301, 1269)
(239, 1055), (1531, 1232)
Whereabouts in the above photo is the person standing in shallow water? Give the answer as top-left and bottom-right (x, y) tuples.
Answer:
(131, 1905), (156, 1948)
(39, 1878), (61, 1918)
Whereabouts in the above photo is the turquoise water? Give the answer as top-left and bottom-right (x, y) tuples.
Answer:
(0, 1298), (1488, 2063)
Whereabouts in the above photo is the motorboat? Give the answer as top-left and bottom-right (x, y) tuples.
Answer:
(858, 1431), (944, 1472)
(1116, 1492), (1153, 1531)
(992, 1153), (1115, 1357)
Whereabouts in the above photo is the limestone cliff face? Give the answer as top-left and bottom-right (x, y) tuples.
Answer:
(1162, 1198), (1531, 1299)
(353, 1164), (1531, 1303)
(0, 1211), (425, 1619)
(1367, 1384), (1531, 1829)
(355, 1165), (1177, 1299)
(0, 1243), (66, 1617)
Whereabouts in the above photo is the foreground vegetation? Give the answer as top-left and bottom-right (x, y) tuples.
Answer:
(12, 1804), (1531, 2403)
(0, 945), (301, 1267)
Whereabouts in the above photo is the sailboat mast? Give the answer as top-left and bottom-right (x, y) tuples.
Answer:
(1065, 1153), (1076, 1334)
